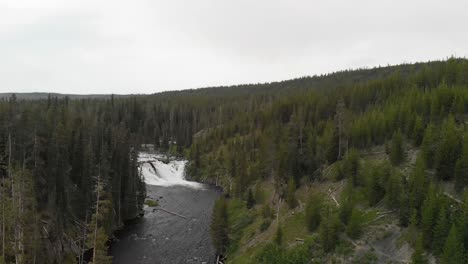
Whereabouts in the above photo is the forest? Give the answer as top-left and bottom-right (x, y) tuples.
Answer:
(0, 57), (467, 263)
(192, 58), (468, 263)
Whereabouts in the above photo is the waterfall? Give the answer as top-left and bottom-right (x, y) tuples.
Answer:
(139, 153), (203, 188)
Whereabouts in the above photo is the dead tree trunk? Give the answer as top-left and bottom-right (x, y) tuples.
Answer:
(92, 165), (101, 264)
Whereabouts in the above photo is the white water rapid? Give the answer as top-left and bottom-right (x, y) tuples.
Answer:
(138, 153), (203, 188)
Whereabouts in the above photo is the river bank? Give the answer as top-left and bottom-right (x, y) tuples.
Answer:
(109, 153), (221, 264)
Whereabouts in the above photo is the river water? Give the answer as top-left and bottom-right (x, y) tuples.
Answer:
(110, 153), (221, 264)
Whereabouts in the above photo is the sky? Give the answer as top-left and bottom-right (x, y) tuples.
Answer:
(1, 0), (467, 95)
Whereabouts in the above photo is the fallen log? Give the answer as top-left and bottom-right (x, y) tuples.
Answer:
(156, 208), (187, 219)
(330, 194), (340, 207)
(443, 192), (463, 204)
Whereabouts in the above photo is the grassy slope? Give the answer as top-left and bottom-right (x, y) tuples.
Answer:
(224, 143), (450, 263)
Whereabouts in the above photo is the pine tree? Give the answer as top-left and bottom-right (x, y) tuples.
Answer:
(432, 205), (449, 254)
(459, 191), (468, 260)
(89, 227), (112, 264)
(412, 116), (425, 146)
(346, 208), (363, 239)
(246, 189), (255, 209)
(390, 130), (405, 165)
(411, 236), (428, 264)
(339, 195), (354, 225)
(88, 143), (114, 264)
(421, 184), (437, 249)
(325, 125), (339, 164)
(385, 171), (403, 209)
(399, 189), (411, 227)
(335, 97), (347, 160)
(305, 191), (323, 232)
(342, 148), (360, 186)
(408, 156), (428, 211)
(274, 225), (283, 246)
(435, 117), (462, 181)
(421, 124), (438, 169)
(211, 197), (229, 255)
(366, 165), (385, 206)
(319, 205), (340, 252)
(441, 225), (463, 264)
(454, 134), (468, 192)
(286, 177), (297, 209)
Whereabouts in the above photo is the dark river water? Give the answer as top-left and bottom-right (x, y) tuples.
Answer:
(110, 184), (221, 264)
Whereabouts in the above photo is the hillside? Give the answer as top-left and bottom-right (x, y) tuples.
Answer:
(0, 58), (467, 263)
(186, 57), (468, 263)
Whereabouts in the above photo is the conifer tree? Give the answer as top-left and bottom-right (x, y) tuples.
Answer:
(385, 171), (403, 209)
(390, 130), (405, 165)
(412, 116), (425, 146)
(246, 189), (255, 209)
(408, 156), (428, 212)
(89, 152), (113, 264)
(399, 187), (411, 227)
(459, 191), (468, 259)
(411, 236), (428, 264)
(435, 117), (461, 181)
(319, 205), (340, 252)
(346, 208), (363, 239)
(274, 225), (283, 246)
(286, 177), (297, 209)
(421, 184), (437, 249)
(342, 148), (360, 185)
(454, 134), (468, 192)
(441, 225), (463, 264)
(339, 195), (354, 226)
(305, 191), (323, 232)
(432, 205), (449, 254)
(211, 197), (229, 255)
(421, 124), (438, 169)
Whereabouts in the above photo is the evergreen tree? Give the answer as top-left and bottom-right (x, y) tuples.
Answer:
(412, 116), (425, 146)
(305, 191), (323, 232)
(399, 190), (411, 227)
(286, 177), (297, 209)
(441, 225), (463, 264)
(390, 130), (405, 165)
(366, 165), (386, 206)
(319, 205), (340, 252)
(411, 236), (428, 264)
(211, 197), (229, 255)
(454, 134), (468, 192)
(435, 117), (462, 181)
(246, 189), (255, 209)
(421, 184), (438, 249)
(325, 126), (339, 164)
(339, 196), (354, 226)
(459, 192), (468, 260)
(346, 208), (363, 239)
(432, 205), (449, 254)
(408, 156), (428, 212)
(421, 124), (438, 169)
(385, 171), (403, 209)
(274, 225), (283, 246)
(342, 148), (360, 185)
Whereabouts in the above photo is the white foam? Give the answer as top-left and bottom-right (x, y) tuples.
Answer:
(139, 153), (203, 189)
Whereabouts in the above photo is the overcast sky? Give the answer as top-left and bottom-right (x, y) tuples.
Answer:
(1, 0), (467, 94)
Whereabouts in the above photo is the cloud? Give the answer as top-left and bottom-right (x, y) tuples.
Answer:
(1, 0), (467, 94)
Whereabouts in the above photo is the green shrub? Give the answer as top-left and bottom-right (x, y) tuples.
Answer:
(144, 199), (159, 207)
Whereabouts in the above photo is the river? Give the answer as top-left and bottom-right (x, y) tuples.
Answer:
(110, 153), (221, 264)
